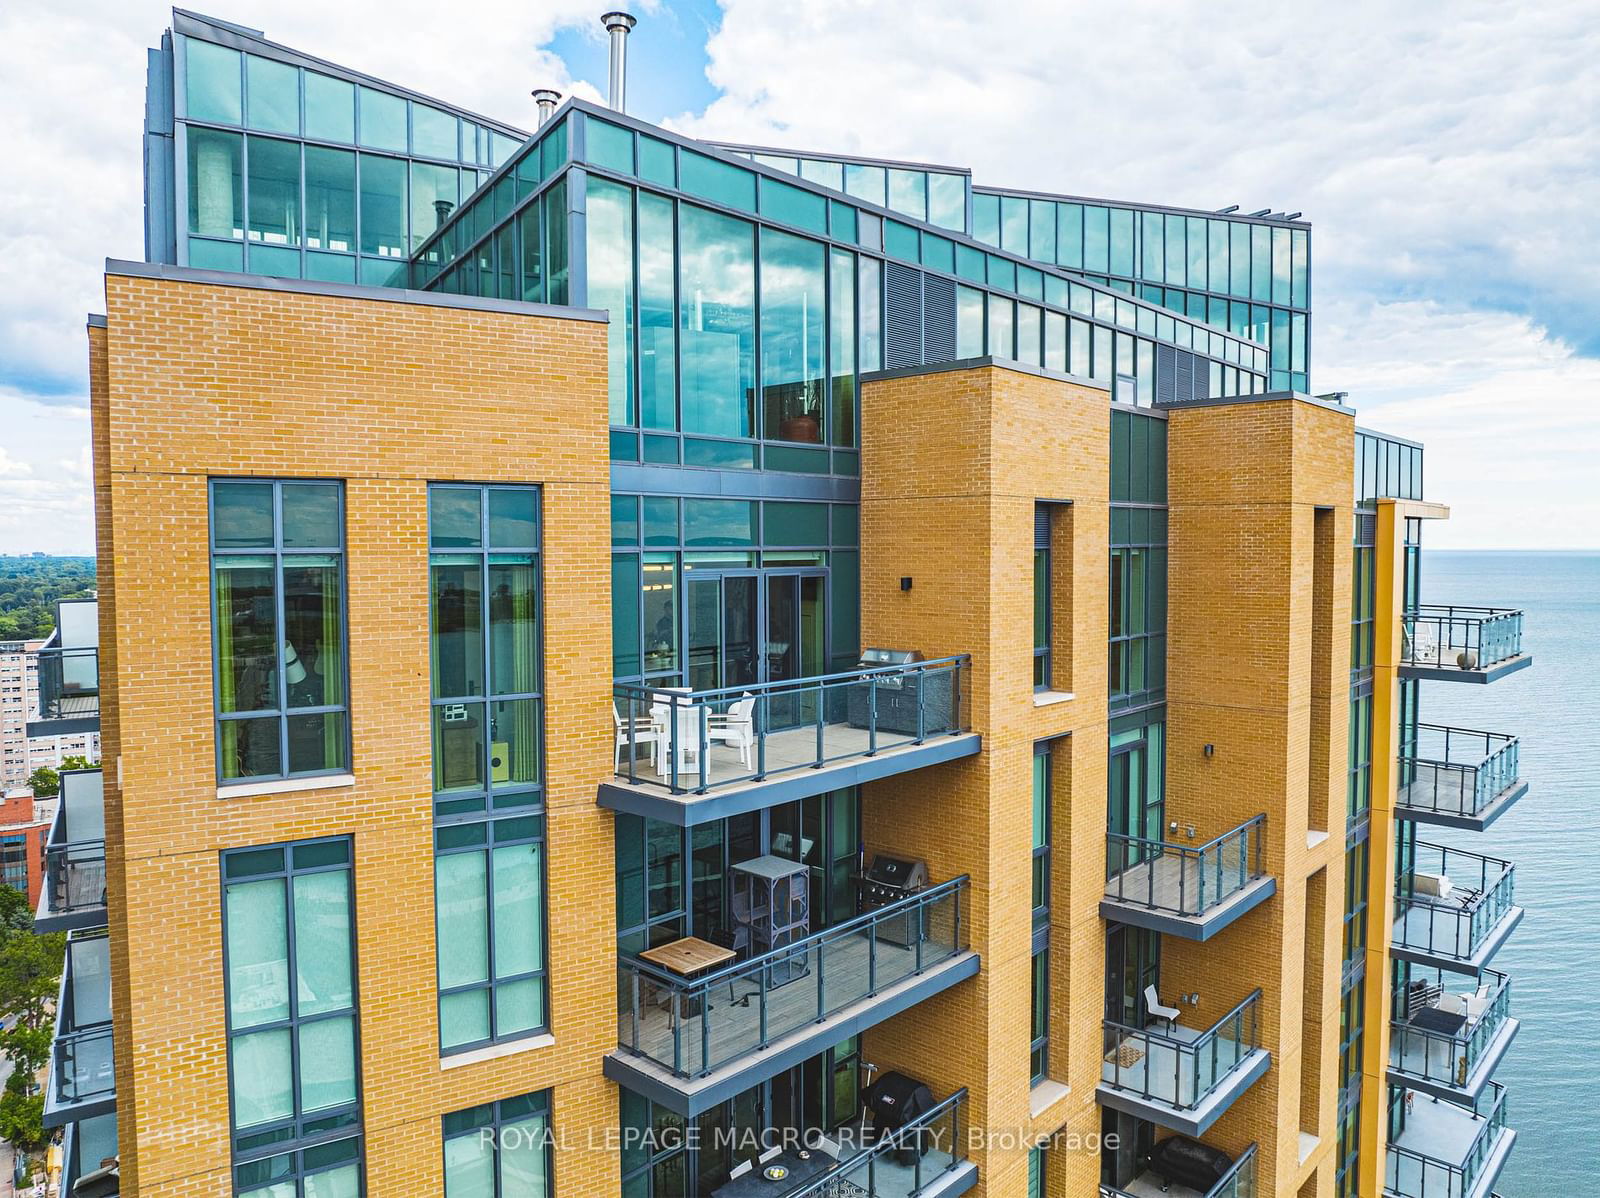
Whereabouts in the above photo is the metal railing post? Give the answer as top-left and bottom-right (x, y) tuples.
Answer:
(867, 676), (878, 756)
(914, 666), (926, 744)
(814, 680), (825, 768)
(697, 703), (710, 794)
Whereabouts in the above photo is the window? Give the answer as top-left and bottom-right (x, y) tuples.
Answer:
(679, 204), (755, 438)
(211, 480), (348, 784)
(443, 1091), (552, 1197)
(1028, 1146), (1044, 1198)
(429, 485), (547, 1053)
(189, 127), (244, 240)
(1033, 506), (1051, 689)
(761, 228), (827, 443)
(1032, 747), (1051, 926)
(185, 37), (242, 125)
(589, 178), (637, 426)
(1030, 946), (1048, 1084)
(222, 838), (361, 1197)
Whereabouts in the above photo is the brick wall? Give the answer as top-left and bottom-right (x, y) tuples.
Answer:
(92, 273), (620, 1195)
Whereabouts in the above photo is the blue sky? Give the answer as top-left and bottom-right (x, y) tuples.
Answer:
(1, 0), (1597, 553)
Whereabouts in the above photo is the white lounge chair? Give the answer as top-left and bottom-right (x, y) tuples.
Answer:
(728, 1159), (754, 1180)
(707, 695), (757, 767)
(613, 700), (661, 773)
(1144, 985), (1181, 1034)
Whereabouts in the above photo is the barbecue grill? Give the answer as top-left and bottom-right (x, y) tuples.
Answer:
(846, 648), (954, 734)
(861, 1071), (936, 1166)
(856, 853), (929, 946)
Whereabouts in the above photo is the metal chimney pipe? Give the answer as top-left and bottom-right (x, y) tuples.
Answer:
(532, 88), (562, 126)
(601, 11), (637, 112)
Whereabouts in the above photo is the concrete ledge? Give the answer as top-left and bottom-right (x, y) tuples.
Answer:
(1398, 654), (1533, 685)
(1395, 781), (1529, 832)
(104, 258), (607, 323)
(219, 773), (355, 800)
(1099, 875), (1277, 942)
(440, 1032), (555, 1070)
(863, 355), (1109, 393)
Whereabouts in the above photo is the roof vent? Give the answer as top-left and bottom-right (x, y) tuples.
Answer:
(532, 88), (562, 126)
(601, 11), (637, 112)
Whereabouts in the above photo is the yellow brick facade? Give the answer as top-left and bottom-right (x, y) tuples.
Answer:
(1164, 396), (1354, 1197)
(91, 270), (620, 1196)
(858, 362), (1111, 1197)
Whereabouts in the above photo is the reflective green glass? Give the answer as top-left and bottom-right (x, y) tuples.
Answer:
(1083, 205), (1109, 273)
(957, 286), (984, 358)
(247, 136), (300, 246)
(972, 191), (999, 246)
(188, 127), (243, 238)
(1109, 208), (1134, 275)
(988, 295), (1014, 358)
(844, 163), (886, 208)
(612, 555), (641, 677)
(588, 117), (635, 174)
(358, 86), (407, 151)
(887, 169), (926, 222)
(798, 158), (844, 191)
(185, 37), (242, 125)
(410, 161), (460, 253)
(679, 204), (754, 437)
(636, 191), (676, 429)
(683, 499), (756, 546)
(1000, 195), (1026, 255)
(304, 147), (355, 253)
(929, 172), (966, 232)
(358, 153), (407, 257)
(759, 176), (827, 234)
(282, 482), (340, 547)
(1229, 221), (1251, 297)
(639, 135), (675, 187)
(883, 219), (918, 262)
(1029, 199), (1056, 263)
(413, 104), (459, 159)
(1017, 304), (1041, 368)
(765, 502), (828, 546)
(245, 55), (298, 135)
(857, 257), (881, 373)
(588, 177), (637, 425)
(1057, 203), (1083, 269)
(304, 72), (354, 143)
(1251, 224), (1271, 301)
(680, 151), (755, 210)
(761, 228), (826, 443)
(829, 247), (856, 447)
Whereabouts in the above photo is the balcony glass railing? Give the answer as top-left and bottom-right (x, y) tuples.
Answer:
(779, 1089), (970, 1198)
(33, 645), (99, 722)
(1386, 1082), (1509, 1198)
(50, 931), (114, 1117)
(1398, 725), (1521, 820)
(53, 1025), (115, 1108)
(617, 877), (969, 1079)
(1394, 843), (1517, 963)
(613, 656), (970, 795)
(1402, 606), (1523, 673)
(1101, 989), (1262, 1110)
(45, 830), (108, 918)
(1100, 1143), (1258, 1198)
(1391, 968), (1512, 1090)
(1104, 815), (1267, 918)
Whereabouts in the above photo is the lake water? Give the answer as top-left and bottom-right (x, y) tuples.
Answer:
(1413, 551), (1600, 1194)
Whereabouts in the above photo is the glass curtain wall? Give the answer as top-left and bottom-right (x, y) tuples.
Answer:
(1109, 409), (1168, 713)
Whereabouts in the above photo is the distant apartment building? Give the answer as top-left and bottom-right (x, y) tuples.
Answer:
(1, 625), (101, 789)
(0, 785), (54, 907)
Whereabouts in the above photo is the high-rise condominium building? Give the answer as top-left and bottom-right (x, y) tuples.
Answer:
(39, 10), (1530, 1197)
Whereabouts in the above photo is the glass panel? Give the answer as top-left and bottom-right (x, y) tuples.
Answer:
(488, 557), (538, 694)
(444, 1130), (495, 1198)
(988, 294), (1014, 358)
(887, 168), (927, 222)
(589, 177), (636, 425)
(293, 870), (352, 1016)
(638, 192), (677, 430)
(489, 698), (540, 789)
(929, 172), (966, 230)
(304, 147), (355, 253)
(246, 55), (298, 135)
(188, 127), (244, 239)
(281, 483), (340, 548)
(431, 556), (485, 696)
(413, 104), (459, 159)
(304, 73), (355, 143)
(680, 151), (755, 210)
(411, 162), (460, 252)
(434, 703), (486, 794)
(357, 86), (407, 152)
(231, 1027), (293, 1128)
(297, 1014), (356, 1112)
(227, 878), (289, 1027)
(431, 486), (482, 548)
(186, 37), (242, 125)
(358, 154), (407, 258)
(843, 163), (886, 207)
(492, 841), (544, 980)
(957, 285), (984, 357)
(441, 988), (490, 1050)
(828, 247), (856, 447)
(437, 850), (490, 989)
(857, 257), (881, 372)
(282, 557), (342, 708)
(679, 204), (754, 437)
(759, 176), (827, 234)
(761, 228), (827, 443)
(501, 1112), (551, 1193)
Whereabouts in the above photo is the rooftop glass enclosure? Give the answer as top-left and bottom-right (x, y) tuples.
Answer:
(150, 11), (526, 284)
(410, 100), (1273, 467)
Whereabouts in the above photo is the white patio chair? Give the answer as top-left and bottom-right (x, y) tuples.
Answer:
(653, 692), (705, 781)
(613, 700), (661, 773)
(1144, 985), (1181, 1034)
(707, 695), (757, 767)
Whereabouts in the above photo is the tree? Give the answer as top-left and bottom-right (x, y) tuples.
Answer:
(0, 885), (32, 937)
(59, 755), (96, 772)
(24, 766), (57, 798)
(0, 907), (62, 1155)
(0, 1083), (45, 1154)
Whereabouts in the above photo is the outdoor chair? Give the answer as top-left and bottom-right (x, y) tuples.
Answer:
(1144, 985), (1181, 1034)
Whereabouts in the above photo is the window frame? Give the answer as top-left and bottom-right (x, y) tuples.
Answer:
(209, 478), (351, 787)
(220, 836), (363, 1196)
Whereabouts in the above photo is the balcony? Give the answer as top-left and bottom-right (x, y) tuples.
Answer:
(1100, 1142), (1257, 1198)
(1385, 1083), (1515, 1198)
(603, 657), (979, 826)
(1101, 816), (1275, 940)
(606, 877), (977, 1115)
(1389, 968), (1519, 1104)
(1396, 726), (1526, 831)
(44, 932), (116, 1129)
(1400, 606), (1529, 684)
(1097, 990), (1270, 1136)
(728, 1089), (977, 1198)
(36, 767), (108, 934)
(27, 644), (100, 737)
(1392, 844), (1523, 972)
